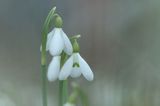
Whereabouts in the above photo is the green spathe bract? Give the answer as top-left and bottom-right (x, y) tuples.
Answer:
(72, 39), (80, 53)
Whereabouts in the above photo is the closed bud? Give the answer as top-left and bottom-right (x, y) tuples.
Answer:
(54, 15), (63, 28)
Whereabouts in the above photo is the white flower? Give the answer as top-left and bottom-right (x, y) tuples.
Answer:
(59, 53), (94, 81)
(46, 28), (73, 81)
(46, 28), (73, 56)
(47, 56), (61, 81)
(63, 103), (75, 106)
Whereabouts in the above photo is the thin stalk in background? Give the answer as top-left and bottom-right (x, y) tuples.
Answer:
(70, 82), (89, 106)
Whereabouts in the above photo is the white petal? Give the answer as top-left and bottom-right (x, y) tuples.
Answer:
(40, 29), (55, 52)
(59, 55), (73, 80)
(61, 30), (73, 55)
(49, 28), (64, 56)
(46, 29), (55, 51)
(78, 54), (94, 81)
(47, 56), (61, 81)
(70, 67), (81, 78)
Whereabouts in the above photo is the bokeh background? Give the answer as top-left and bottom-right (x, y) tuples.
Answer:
(0, 0), (160, 106)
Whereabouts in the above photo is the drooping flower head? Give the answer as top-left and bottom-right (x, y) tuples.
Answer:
(59, 39), (94, 81)
(46, 16), (73, 81)
(46, 16), (73, 56)
(45, 15), (93, 81)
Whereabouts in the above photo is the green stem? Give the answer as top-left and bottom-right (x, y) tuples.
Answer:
(59, 81), (63, 106)
(59, 80), (68, 106)
(62, 80), (68, 103)
(41, 65), (47, 106)
(59, 52), (69, 106)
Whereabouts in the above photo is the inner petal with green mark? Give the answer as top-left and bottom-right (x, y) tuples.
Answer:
(73, 63), (80, 67)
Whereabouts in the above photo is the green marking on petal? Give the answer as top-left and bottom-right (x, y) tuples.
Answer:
(73, 63), (80, 67)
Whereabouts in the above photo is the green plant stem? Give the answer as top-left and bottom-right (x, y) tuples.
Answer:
(41, 65), (47, 106)
(59, 81), (63, 106)
(63, 80), (68, 103)
(59, 52), (68, 106)
(59, 80), (68, 106)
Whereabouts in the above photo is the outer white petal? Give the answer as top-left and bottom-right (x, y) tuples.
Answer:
(49, 28), (64, 56)
(40, 29), (55, 52)
(47, 56), (61, 81)
(46, 29), (55, 51)
(78, 53), (94, 81)
(70, 67), (81, 78)
(61, 30), (73, 55)
(59, 55), (73, 80)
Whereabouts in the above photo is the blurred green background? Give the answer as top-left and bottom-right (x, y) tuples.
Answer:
(0, 0), (160, 106)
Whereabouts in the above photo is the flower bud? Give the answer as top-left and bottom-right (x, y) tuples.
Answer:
(54, 15), (63, 28)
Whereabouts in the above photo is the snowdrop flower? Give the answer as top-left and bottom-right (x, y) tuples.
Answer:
(46, 16), (73, 81)
(41, 16), (73, 56)
(59, 40), (94, 81)
(46, 27), (73, 81)
(46, 27), (73, 56)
